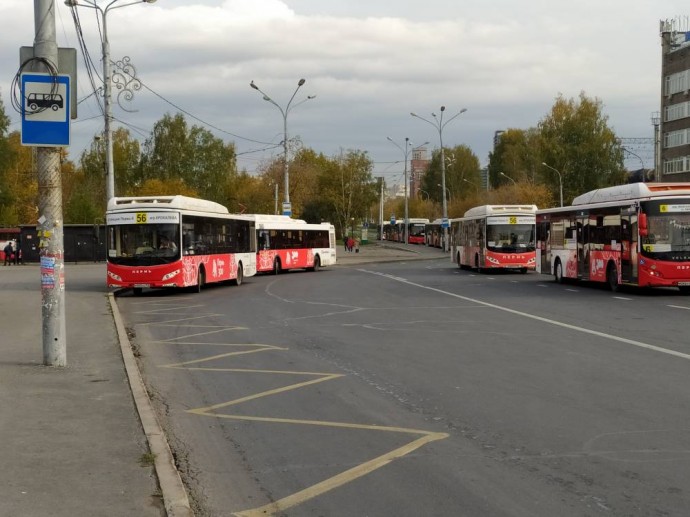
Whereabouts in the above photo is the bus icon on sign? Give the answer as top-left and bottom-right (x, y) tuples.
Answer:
(27, 93), (64, 112)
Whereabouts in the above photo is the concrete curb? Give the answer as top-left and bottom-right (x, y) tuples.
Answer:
(108, 293), (193, 517)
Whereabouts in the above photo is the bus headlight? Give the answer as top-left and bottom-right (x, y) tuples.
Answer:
(162, 269), (180, 281)
(107, 271), (122, 282)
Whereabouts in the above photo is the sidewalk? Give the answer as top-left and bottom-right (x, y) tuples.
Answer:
(335, 240), (449, 266)
(0, 264), (166, 517)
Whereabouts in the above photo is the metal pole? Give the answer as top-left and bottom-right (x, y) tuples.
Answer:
(274, 182), (278, 215)
(403, 137), (409, 244)
(34, 0), (67, 366)
(411, 107), (466, 253)
(282, 111), (289, 205)
(439, 127), (448, 252)
(379, 178), (384, 240)
(102, 11), (115, 201)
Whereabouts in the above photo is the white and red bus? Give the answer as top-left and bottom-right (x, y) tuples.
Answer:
(536, 182), (690, 293)
(451, 205), (537, 273)
(251, 214), (336, 273)
(106, 196), (257, 294)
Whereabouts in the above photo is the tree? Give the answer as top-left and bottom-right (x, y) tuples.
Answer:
(317, 150), (377, 237)
(421, 144), (481, 208)
(487, 128), (542, 187)
(538, 92), (626, 204)
(140, 113), (237, 203)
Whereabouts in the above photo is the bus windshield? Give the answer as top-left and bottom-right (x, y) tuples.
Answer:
(486, 224), (535, 253)
(107, 223), (180, 266)
(642, 212), (690, 260)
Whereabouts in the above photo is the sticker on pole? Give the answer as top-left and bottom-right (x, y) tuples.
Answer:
(21, 73), (71, 147)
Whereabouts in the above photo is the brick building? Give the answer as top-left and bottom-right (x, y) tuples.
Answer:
(659, 17), (690, 182)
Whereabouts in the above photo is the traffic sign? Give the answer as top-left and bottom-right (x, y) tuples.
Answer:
(21, 73), (70, 147)
(441, 217), (449, 228)
(282, 202), (292, 216)
(390, 214), (396, 224)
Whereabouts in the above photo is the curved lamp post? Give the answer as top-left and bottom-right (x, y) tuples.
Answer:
(250, 78), (315, 213)
(541, 162), (563, 207)
(418, 189), (429, 201)
(411, 106), (467, 252)
(499, 171), (517, 185)
(65, 0), (156, 202)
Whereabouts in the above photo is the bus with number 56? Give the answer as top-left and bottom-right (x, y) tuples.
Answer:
(106, 196), (257, 295)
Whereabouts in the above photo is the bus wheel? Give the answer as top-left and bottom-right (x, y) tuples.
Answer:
(196, 267), (205, 293)
(273, 258), (281, 275)
(233, 263), (244, 286)
(133, 287), (143, 296)
(554, 260), (564, 284)
(310, 255), (320, 272)
(607, 263), (619, 292)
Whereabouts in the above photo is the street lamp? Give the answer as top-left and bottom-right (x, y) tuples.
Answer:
(411, 106), (467, 251)
(250, 78), (315, 213)
(499, 171), (517, 185)
(541, 162), (563, 207)
(418, 189), (429, 201)
(463, 178), (478, 191)
(386, 136), (413, 243)
(437, 183), (452, 202)
(65, 0), (157, 202)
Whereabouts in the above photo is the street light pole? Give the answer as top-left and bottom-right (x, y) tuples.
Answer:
(541, 162), (563, 207)
(499, 171), (517, 185)
(250, 78), (315, 213)
(411, 107), (467, 252)
(65, 0), (156, 202)
(386, 136), (412, 244)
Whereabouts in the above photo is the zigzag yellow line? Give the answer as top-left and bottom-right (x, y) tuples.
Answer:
(140, 308), (449, 516)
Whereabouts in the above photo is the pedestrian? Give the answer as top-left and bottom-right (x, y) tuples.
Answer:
(347, 237), (354, 252)
(343, 235), (349, 252)
(3, 241), (13, 266)
(13, 241), (20, 265)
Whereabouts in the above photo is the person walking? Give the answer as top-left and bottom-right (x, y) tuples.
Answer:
(3, 241), (13, 266)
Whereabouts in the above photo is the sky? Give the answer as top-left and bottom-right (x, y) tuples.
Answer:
(1, 0), (688, 189)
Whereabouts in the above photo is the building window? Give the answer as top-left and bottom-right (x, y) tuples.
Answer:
(663, 155), (690, 174)
(664, 128), (690, 148)
(665, 70), (689, 96)
(665, 101), (690, 122)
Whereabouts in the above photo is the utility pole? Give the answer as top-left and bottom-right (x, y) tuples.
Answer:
(34, 0), (66, 366)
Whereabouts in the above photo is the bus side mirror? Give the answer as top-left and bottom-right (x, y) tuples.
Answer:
(639, 213), (648, 237)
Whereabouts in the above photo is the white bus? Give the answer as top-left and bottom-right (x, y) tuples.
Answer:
(450, 205), (537, 273)
(106, 196), (257, 294)
(250, 214), (336, 273)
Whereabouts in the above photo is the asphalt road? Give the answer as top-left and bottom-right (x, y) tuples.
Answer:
(116, 260), (690, 517)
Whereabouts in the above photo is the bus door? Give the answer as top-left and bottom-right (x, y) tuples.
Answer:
(620, 209), (638, 282)
(577, 213), (589, 280)
(536, 218), (550, 274)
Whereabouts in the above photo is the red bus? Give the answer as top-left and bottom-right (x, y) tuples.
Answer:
(536, 182), (690, 293)
(451, 205), (537, 273)
(382, 218), (430, 244)
(251, 214), (336, 273)
(106, 196), (257, 295)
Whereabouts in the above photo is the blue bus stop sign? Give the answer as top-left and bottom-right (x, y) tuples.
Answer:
(21, 73), (71, 147)
(442, 217), (449, 228)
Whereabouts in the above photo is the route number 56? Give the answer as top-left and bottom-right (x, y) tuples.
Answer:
(136, 213), (147, 224)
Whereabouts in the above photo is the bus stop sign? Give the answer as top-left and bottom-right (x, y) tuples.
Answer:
(21, 73), (71, 147)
